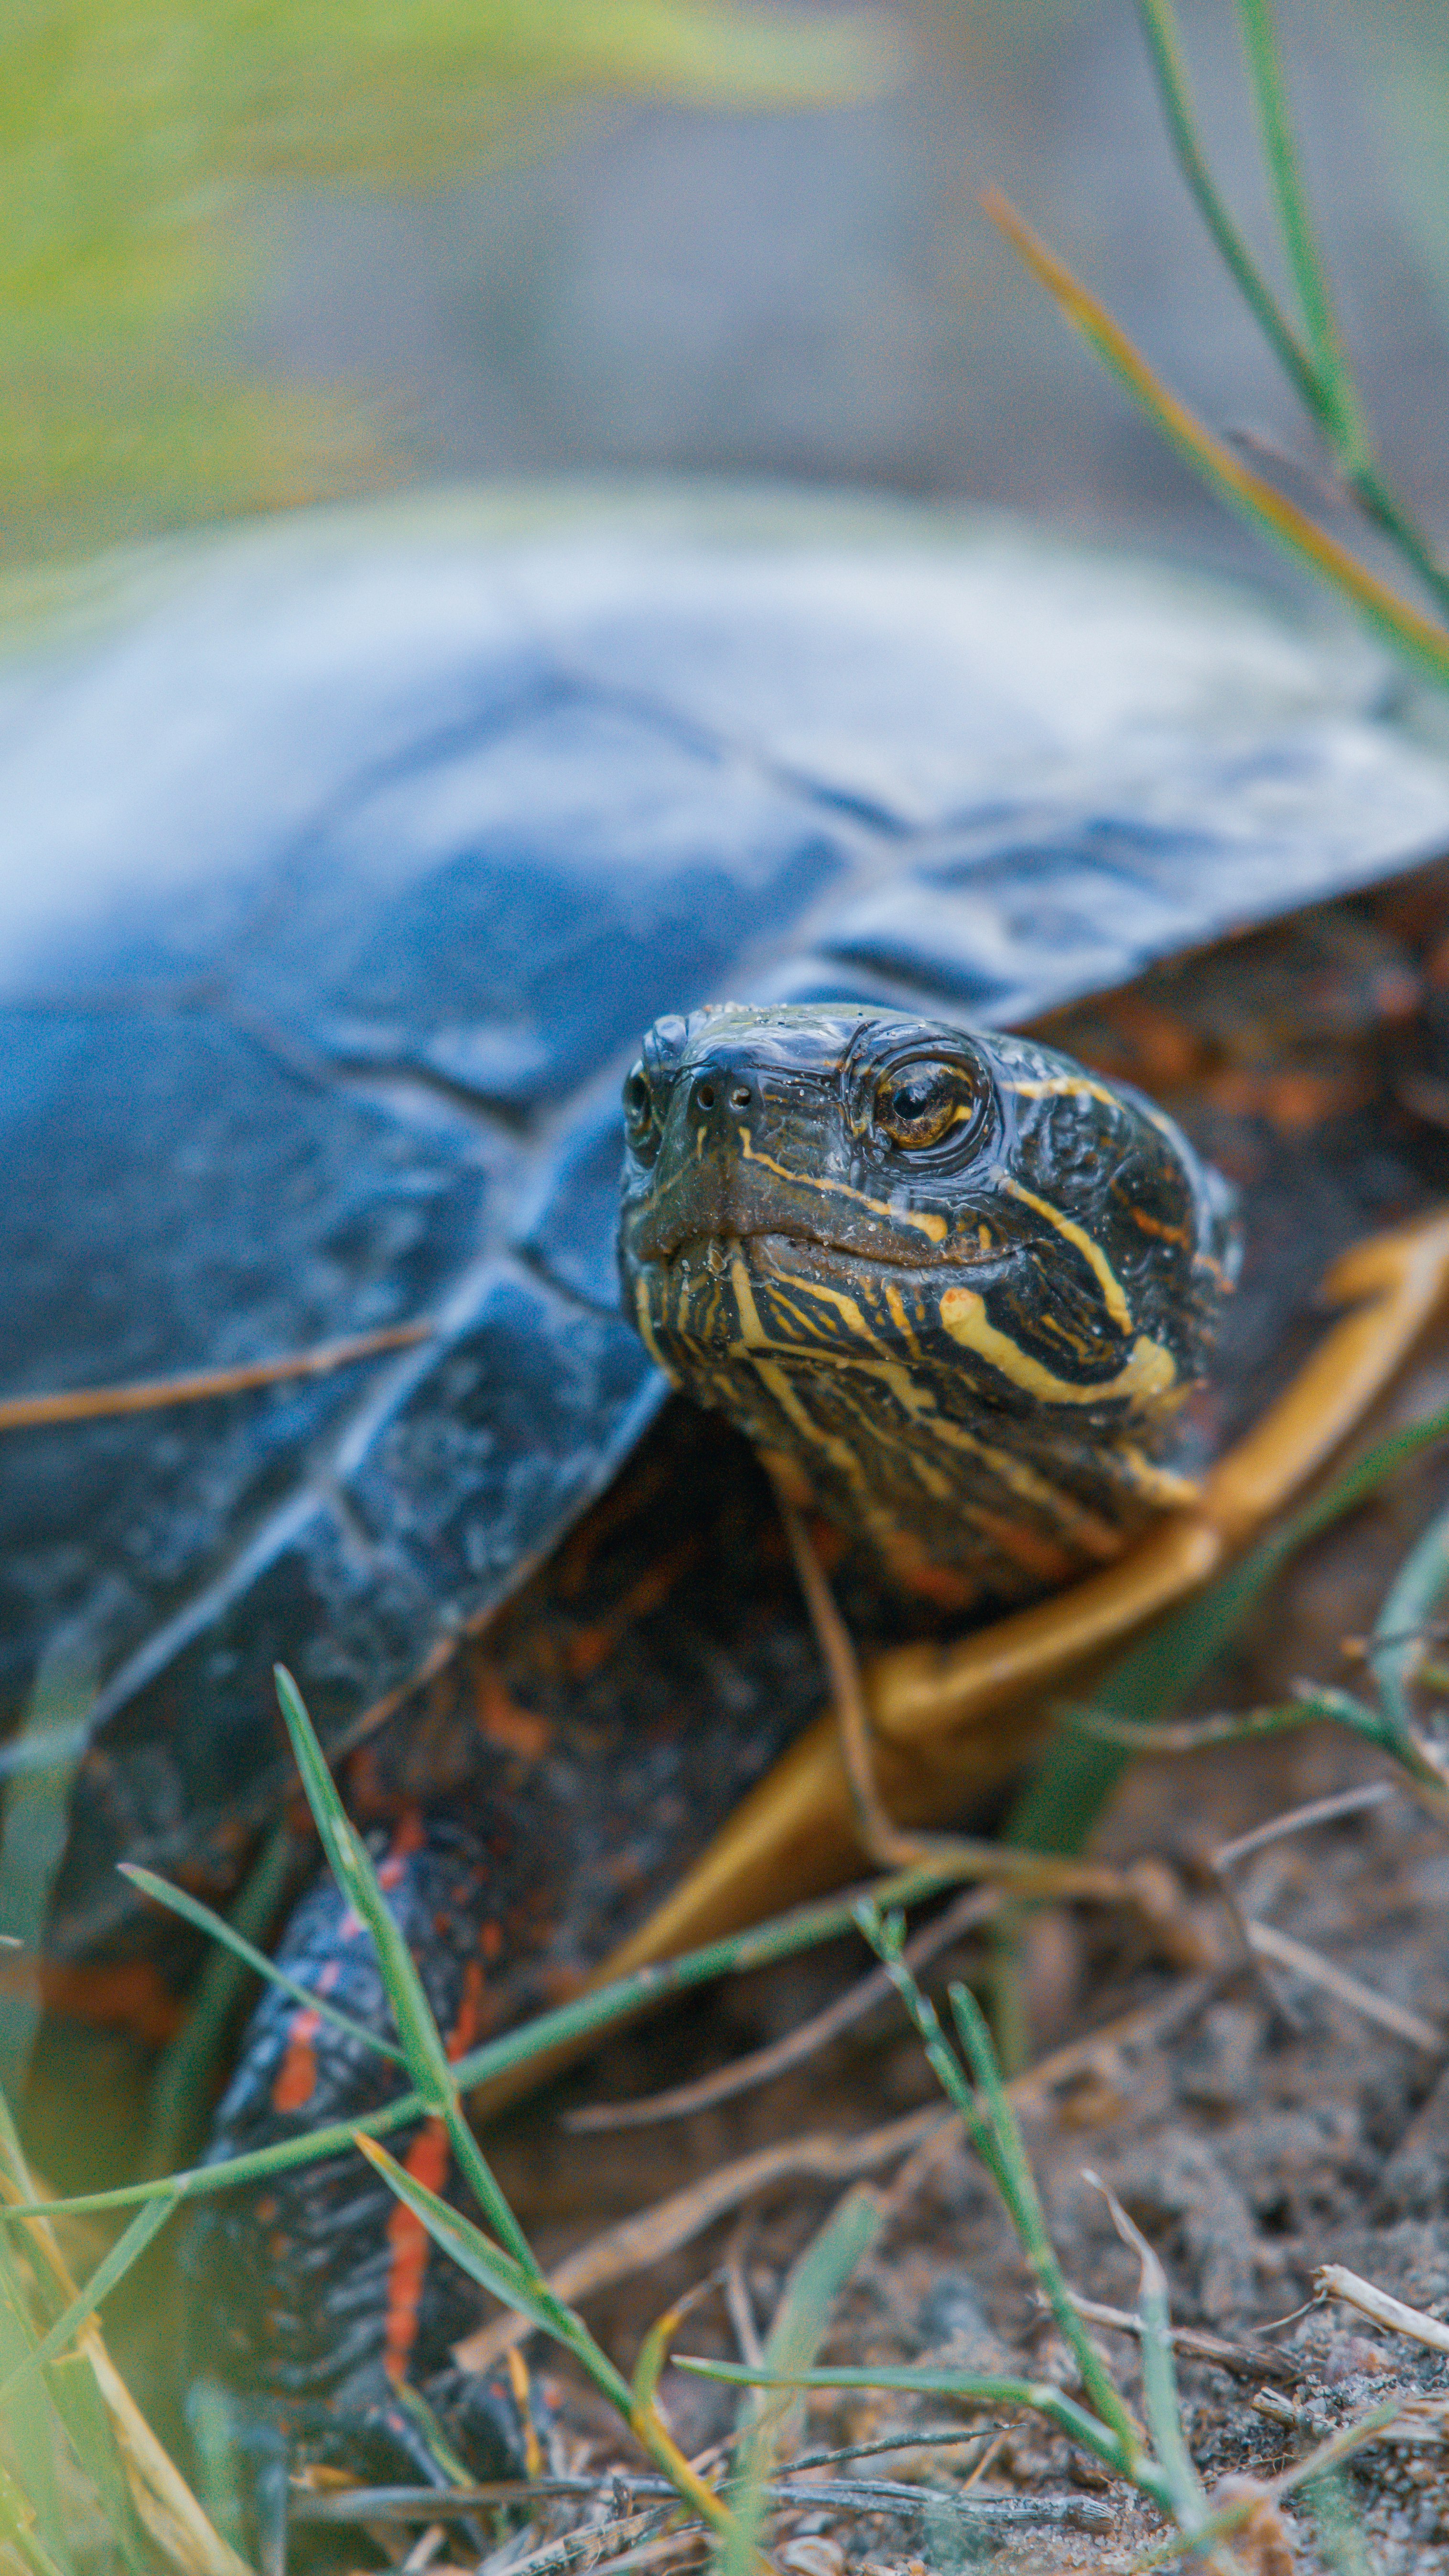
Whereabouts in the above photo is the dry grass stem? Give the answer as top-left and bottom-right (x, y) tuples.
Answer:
(0, 1324), (433, 1430)
(769, 1473), (930, 1870)
(0, 2165), (249, 2576)
(722, 2219), (764, 2367)
(1244, 1922), (1442, 2050)
(1214, 1783), (1399, 1869)
(459, 1974), (1219, 2373)
(452, 2111), (946, 2373)
(1062, 2292), (1301, 2387)
(1313, 2264), (1449, 2353)
(772, 1473), (1211, 1921)
(564, 1882), (999, 2132)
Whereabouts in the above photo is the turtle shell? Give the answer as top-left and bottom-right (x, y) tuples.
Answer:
(6, 484), (1449, 1965)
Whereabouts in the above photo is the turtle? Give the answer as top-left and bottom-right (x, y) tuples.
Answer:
(8, 486), (1449, 2510)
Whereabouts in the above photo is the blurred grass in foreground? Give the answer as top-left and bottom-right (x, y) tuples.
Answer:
(1, 0), (897, 569)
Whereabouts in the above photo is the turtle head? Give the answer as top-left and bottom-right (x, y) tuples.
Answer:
(617, 1003), (1236, 1608)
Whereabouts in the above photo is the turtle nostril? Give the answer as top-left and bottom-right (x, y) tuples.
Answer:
(696, 1082), (716, 1110)
(730, 1085), (751, 1110)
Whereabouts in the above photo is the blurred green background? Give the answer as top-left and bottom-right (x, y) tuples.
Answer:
(6, 0), (1449, 577)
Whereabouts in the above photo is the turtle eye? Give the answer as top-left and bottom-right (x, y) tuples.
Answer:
(875, 1060), (972, 1150)
(623, 1064), (655, 1143)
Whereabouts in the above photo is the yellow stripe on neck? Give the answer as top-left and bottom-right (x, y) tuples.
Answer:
(938, 1285), (1175, 1410)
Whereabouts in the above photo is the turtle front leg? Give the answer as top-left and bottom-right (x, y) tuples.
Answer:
(183, 1811), (543, 2548)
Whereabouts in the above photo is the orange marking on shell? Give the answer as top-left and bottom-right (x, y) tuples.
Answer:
(560, 1626), (614, 1683)
(562, 1542), (701, 1683)
(1130, 1207), (1192, 1249)
(272, 2007), (321, 2112)
(2, 1956), (184, 2045)
(1087, 996), (1202, 1085)
(474, 1665), (552, 1758)
(343, 1743), (387, 1817)
(1371, 964), (1423, 1021)
(1205, 1065), (1370, 1132)
(378, 1805), (427, 1893)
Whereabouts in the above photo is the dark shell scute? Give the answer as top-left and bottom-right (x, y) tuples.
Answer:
(239, 696), (852, 1118)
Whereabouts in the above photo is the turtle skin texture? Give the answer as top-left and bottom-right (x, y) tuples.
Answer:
(620, 1007), (1235, 1606)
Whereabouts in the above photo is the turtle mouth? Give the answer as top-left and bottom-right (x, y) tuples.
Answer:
(652, 1227), (996, 1282)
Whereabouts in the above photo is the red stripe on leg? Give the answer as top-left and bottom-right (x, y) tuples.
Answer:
(272, 2007), (321, 2112)
(379, 1837), (492, 2382)
(382, 2116), (451, 2381)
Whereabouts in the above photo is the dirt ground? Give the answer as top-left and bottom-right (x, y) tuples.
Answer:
(458, 1341), (1449, 2576)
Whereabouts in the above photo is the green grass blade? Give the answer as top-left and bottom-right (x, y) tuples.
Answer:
(1368, 1491), (1449, 1746)
(761, 2186), (883, 2384)
(0, 2192), (178, 2412)
(1123, 2404), (1398, 2573)
(853, 1904), (1139, 2458)
(853, 1906), (1009, 2193)
(1342, 470), (1449, 631)
(39, 2353), (151, 2576)
(1088, 2178), (1201, 2525)
(0, 2237), (73, 2576)
(1134, 0), (1449, 621)
(351, 2135), (551, 2317)
(0, 1856), (986, 2223)
(946, 1980), (1140, 2457)
(393, 2379), (477, 2489)
(1133, 0), (1319, 414)
(1232, 0), (1367, 467)
(273, 1666), (536, 2271)
(0, 2456), (67, 2576)
(1300, 2465), (1379, 2576)
(354, 2133), (634, 2416)
(140, 1824), (305, 2176)
(1302, 1684), (1446, 1793)
(122, 1857), (405, 2071)
(675, 2359), (1173, 2507)
(1060, 1698), (1336, 1752)
(983, 191), (1449, 698)
(631, 2286), (706, 2419)
(724, 2185), (884, 2576)
(1008, 1396), (1449, 1856)
(272, 1667), (443, 2084)
(0, 1656), (91, 2097)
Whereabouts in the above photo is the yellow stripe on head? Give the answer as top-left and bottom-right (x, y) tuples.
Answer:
(938, 1285), (1175, 1410)
(1001, 1178), (1133, 1333)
